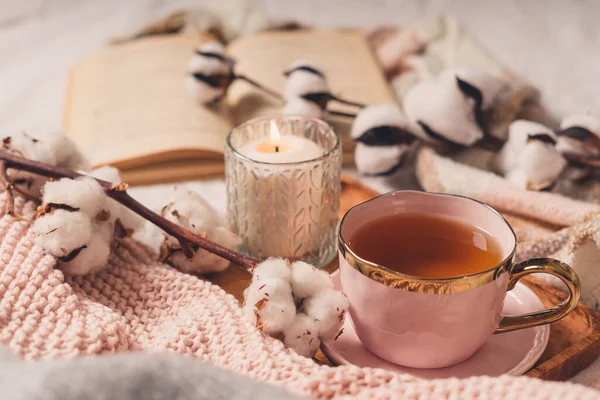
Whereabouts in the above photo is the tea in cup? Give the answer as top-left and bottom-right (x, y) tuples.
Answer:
(338, 191), (580, 369)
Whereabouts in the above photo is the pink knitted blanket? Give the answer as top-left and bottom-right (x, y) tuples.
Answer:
(0, 193), (598, 399)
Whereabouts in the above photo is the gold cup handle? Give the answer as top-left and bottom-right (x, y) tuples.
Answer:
(495, 258), (581, 333)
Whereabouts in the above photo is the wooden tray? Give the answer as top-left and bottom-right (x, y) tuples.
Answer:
(210, 175), (600, 381)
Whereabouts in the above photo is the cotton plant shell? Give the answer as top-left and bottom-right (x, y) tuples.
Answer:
(354, 142), (408, 176)
(404, 76), (484, 146)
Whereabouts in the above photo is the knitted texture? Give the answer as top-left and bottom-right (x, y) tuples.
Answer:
(0, 193), (599, 399)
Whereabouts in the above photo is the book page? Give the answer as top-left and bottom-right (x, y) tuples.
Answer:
(119, 158), (225, 186)
(63, 34), (231, 168)
(226, 29), (397, 127)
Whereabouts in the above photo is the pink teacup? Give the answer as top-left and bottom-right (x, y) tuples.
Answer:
(338, 191), (580, 369)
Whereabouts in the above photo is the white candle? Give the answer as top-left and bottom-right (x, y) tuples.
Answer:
(231, 121), (329, 261)
(238, 121), (323, 163)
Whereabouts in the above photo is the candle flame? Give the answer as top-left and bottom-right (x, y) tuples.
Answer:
(270, 121), (281, 145)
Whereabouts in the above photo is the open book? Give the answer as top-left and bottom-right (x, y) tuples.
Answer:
(63, 29), (397, 185)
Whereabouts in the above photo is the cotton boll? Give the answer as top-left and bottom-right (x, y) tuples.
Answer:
(186, 74), (231, 105)
(2, 130), (89, 196)
(493, 120), (566, 189)
(283, 313), (321, 357)
(493, 120), (555, 175)
(283, 60), (328, 100)
(94, 181), (142, 231)
(188, 54), (231, 78)
(555, 113), (600, 181)
(3, 132), (58, 196)
(211, 226), (243, 253)
(32, 210), (93, 257)
(354, 142), (408, 176)
(88, 165), (122, 184)
(168, 227), (240, 274)
(303, 288), (349, 340)
(132, 220), (164, 254)
(282, 97), (326, 119)
(44, 130), (90, 170)
(404, 73), (485, 146)
(449, 68), (504, 110)
(284, 73), (328, 100)
(87, 166), (144, 231)
(243, 278), (296, 334)
(245, 277), (294, 303)
(59, 231), (111, 275)
(188, 41), (227, 69)
(290, 261), (333, 299)
(556, 113), (600, 157)
(506, 169), (528, 189)
(7, 129), (88, 169)
(186, 77), (227, 105)
(112, 205), (143, 232)
(96, 218), (115, 243)
(161, 189), (219, 247)
(156, 187), (241, 273)
(165, 187), (217, 231)
(189, 41), (230, 68)
(251, 258), (292, 283)
(351, 103), (414, 144)
(516, 140), (567, 189)
(5, 131), (58, 165)
(187, 42), (233, 105)
(212, 207), (228, 228)
(41, 178), (106, 218)
(560, 112), (600, 137)
(198, 41), (226, 53)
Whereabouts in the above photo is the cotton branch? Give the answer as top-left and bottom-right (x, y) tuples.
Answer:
(0, 160), (27, 222)
(0, 151), (260, 271)
(235, 74), (358, 119)
(234, 74), (284, 101)
(328, 94), (365, 109)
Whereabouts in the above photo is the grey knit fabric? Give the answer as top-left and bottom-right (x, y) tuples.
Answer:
(0, 346), (304, 400)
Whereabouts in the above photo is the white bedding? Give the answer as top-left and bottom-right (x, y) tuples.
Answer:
(0, 0), (598, 385)
(1, 0), (598, 134)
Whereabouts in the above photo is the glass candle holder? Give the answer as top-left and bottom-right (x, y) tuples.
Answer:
(225, 116), (341, 267)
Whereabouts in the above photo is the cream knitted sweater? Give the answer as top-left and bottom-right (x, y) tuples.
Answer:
(0, 194), (598, 399)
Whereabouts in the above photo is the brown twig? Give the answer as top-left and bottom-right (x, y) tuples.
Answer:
(235, 74), (362, 119)
(329, 94), (366, 109)
(0, 160), (27, 222)
(235, 74), (284, 101)
(0, 151), (261, 271)
(329, 110), (358, 119)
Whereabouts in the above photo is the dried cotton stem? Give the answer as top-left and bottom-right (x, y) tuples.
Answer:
(0, 160), (27, 222)
(0, 151), (260, 271)
(235, 74), (283, 101)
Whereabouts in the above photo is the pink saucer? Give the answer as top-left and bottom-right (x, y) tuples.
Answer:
(322, 272), (550, 379)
